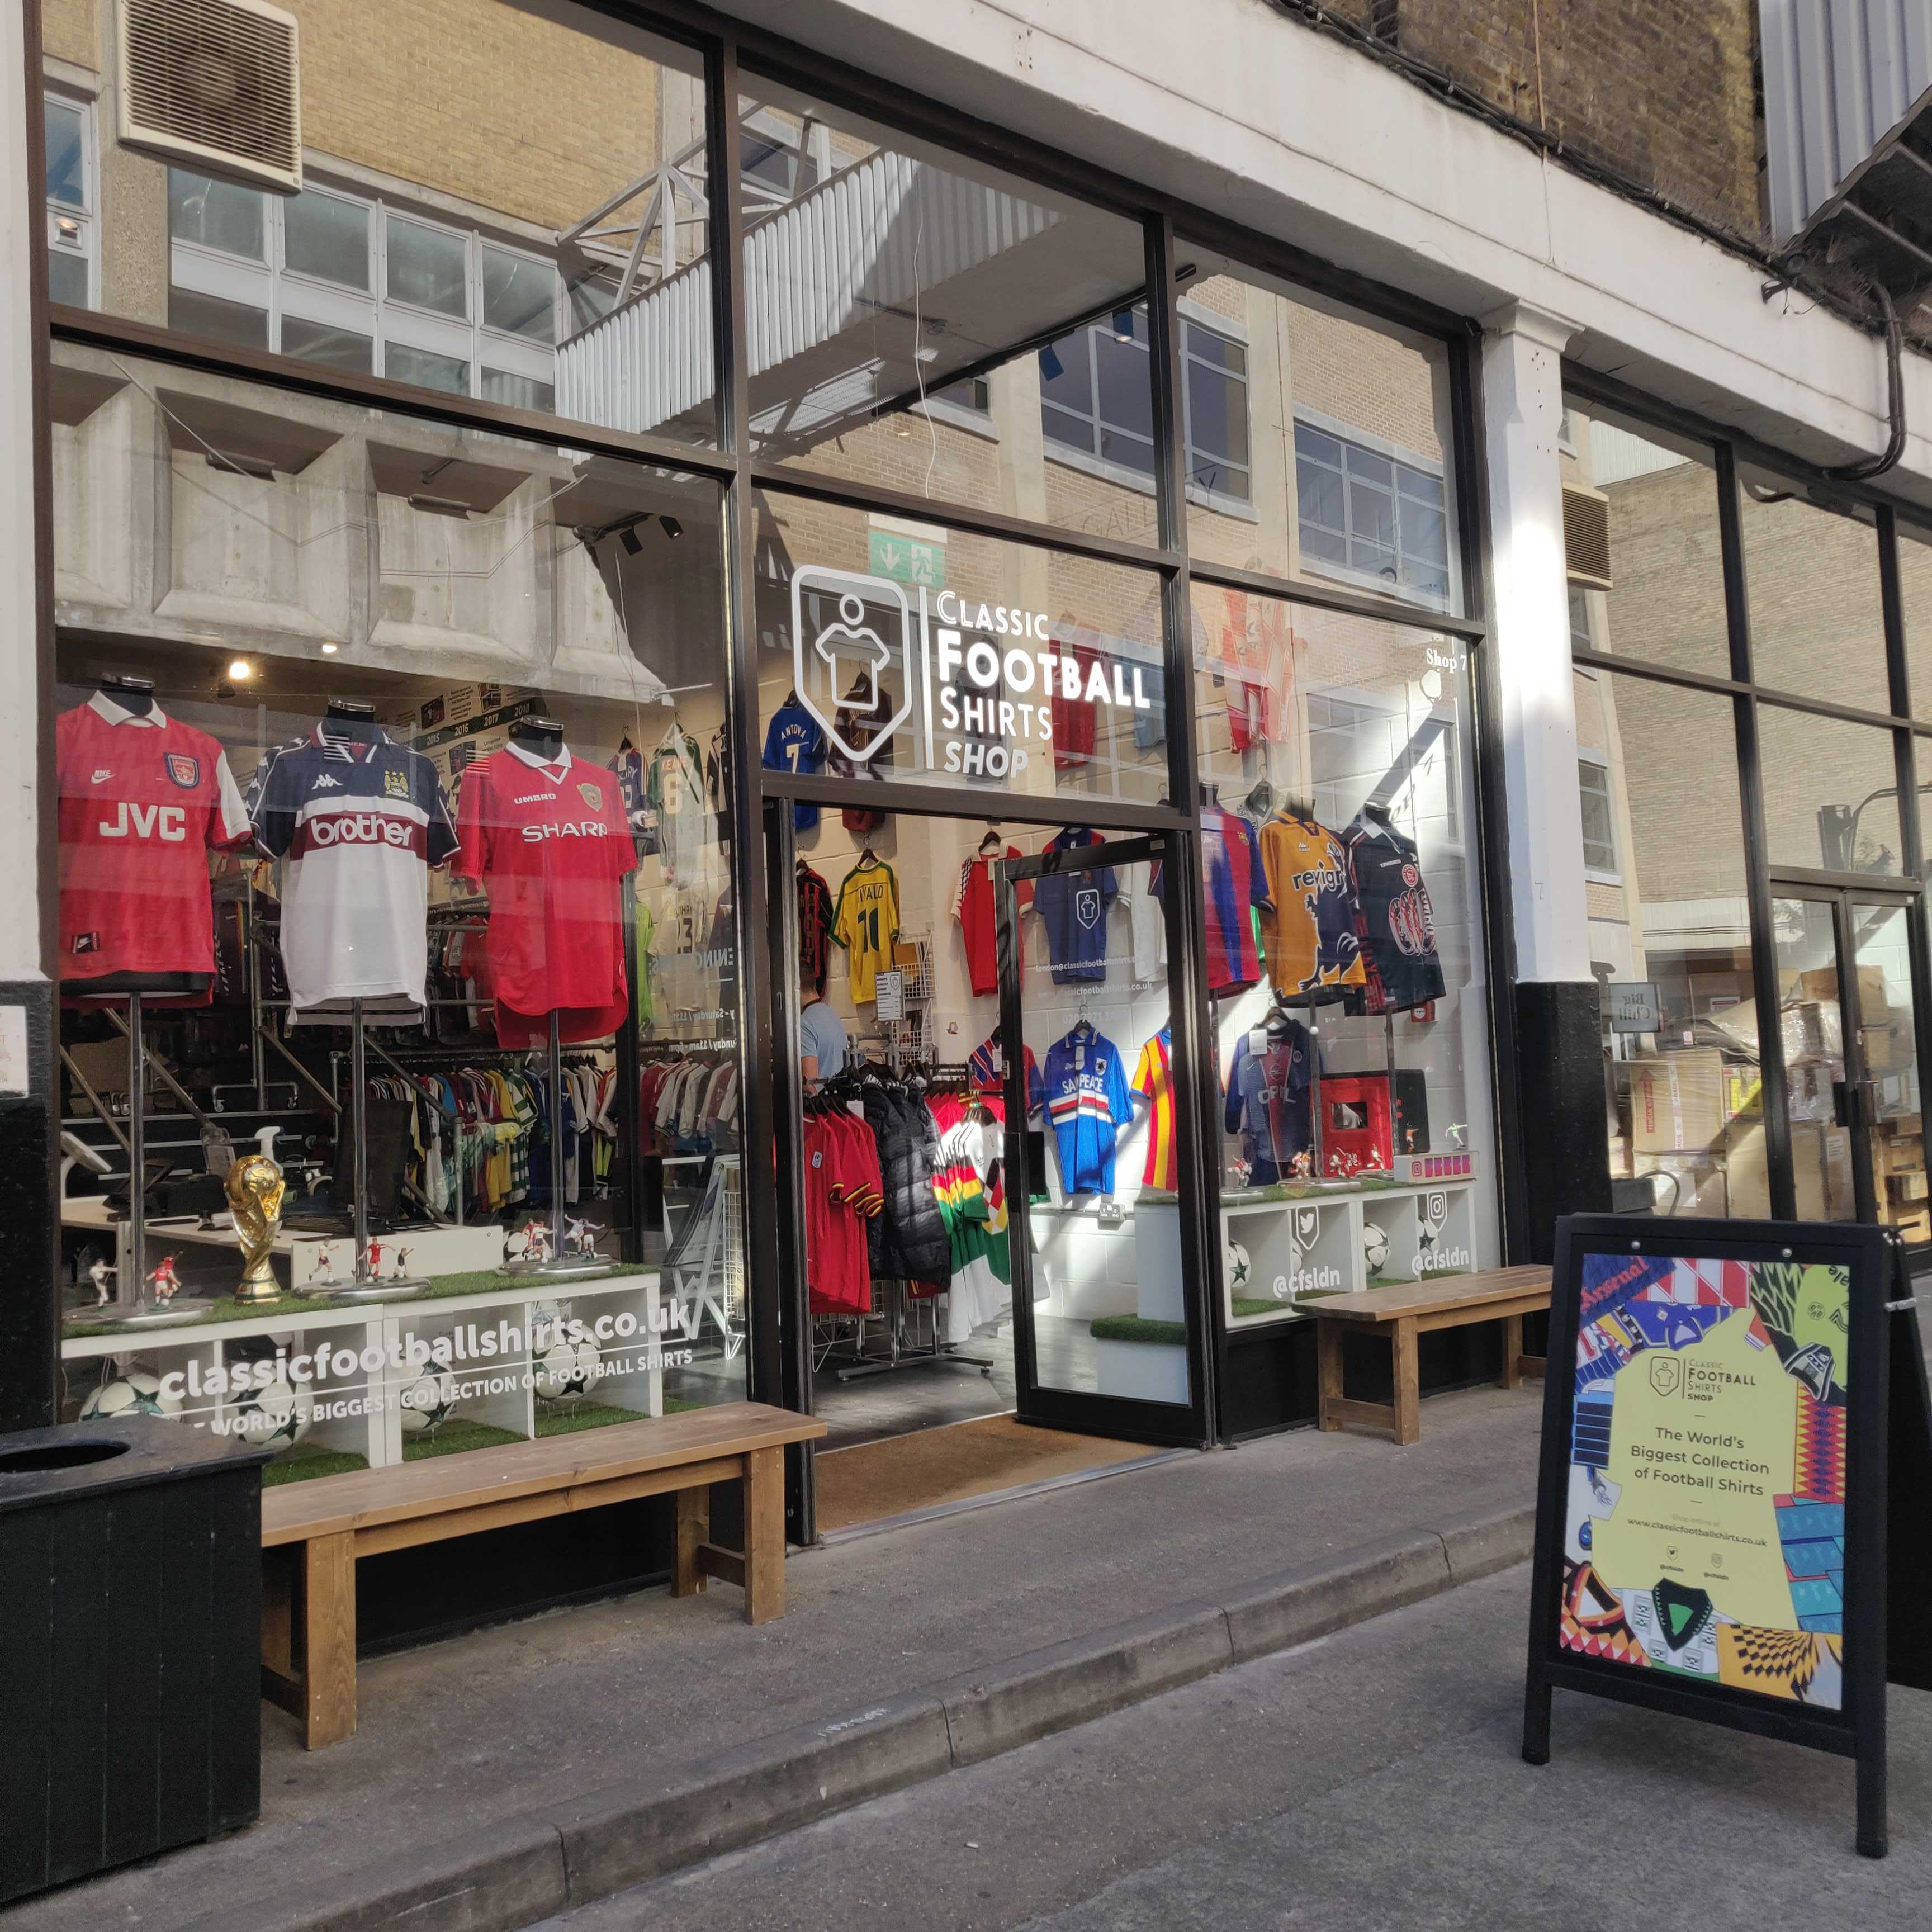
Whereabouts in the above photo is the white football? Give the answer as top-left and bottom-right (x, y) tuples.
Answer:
(533, 1337), (600, 1407)
(80, 1371), (181, 1423)
(1223, 1238), (1252, 1295)
(396, 1367), (456, 1436)
(229, 1370), (314, 1450)
(1363, 1221), (1391, 1275)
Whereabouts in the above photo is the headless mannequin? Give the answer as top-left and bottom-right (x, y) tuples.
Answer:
(71, 675), (207, 997)
(509, 716), (567, 763)
(320, 697), (381, 746)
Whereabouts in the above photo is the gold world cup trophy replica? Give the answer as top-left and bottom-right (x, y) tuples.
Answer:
(225, 1153), (287, 1305)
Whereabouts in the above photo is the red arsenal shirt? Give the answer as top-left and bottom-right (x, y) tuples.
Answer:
(57, 694), (250, 989)
(452, 743), (637, 1038)
(952, 845), (1031, 997)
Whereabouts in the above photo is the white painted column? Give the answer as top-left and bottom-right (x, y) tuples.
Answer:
(1480, 301), (1592, 987)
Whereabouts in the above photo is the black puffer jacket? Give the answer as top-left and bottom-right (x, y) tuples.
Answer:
(862, 1087), (951, 1284)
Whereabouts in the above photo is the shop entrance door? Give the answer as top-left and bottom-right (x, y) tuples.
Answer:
(1767, 884), (1928, 1229)
(995, 834), (1211, 1445)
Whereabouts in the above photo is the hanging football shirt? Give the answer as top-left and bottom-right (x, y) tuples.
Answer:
(953, 844), (1031, 997)
(829, 677), (893, 835)
(832, 859), (900, 1004)
(1131, 660), (1167, 751)
(1030, 827), (1116, 984)
(56, 694), (251, 992)
(797, 861), (835, 996)
(249, 722), (460, 1022)
(1120, 860), (1168, 983)
(1131, 1025), (1178, 1190)
(1342, 812), (1447, 1015)
(968, 1029), (1045, 1115)
(1224, 1024), (1315, 1184)
(1201, 808), (1270, 996)
(452, 742), (637, 1046)
(645, 728), (712, 883)
(1257, 813), (1366, 1001)
(1050, 636), (1103, 770)
(1043, 1022), (1132, 1195)
(762, 701), (826, 833)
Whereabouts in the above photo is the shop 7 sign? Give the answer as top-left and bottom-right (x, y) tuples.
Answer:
(1522, 1213), (1932, 1859)
(790, 564), (1159, 782)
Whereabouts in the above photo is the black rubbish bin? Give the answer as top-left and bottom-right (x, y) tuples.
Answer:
(0, 1413), (272, 1903)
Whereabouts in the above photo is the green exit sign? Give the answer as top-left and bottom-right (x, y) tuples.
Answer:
(868, 529), (945, 589)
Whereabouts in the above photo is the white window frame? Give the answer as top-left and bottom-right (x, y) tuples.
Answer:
(167, 170), (560, 405)
(1577, 752), (1622, 883)
(1293, 408), (1457, 615)
(43, 87), (98, 311)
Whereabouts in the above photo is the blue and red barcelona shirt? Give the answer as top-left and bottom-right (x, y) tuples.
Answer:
(1043, 1022), (1133, 1195)
(1201, 808), (1271, 996)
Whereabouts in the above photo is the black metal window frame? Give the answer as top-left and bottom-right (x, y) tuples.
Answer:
(30, 0), (1510, 1444)
(1562, 362), (1932, 1240)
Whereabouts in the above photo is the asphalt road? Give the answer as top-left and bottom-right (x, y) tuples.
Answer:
(538, 1562), (1932, 1932)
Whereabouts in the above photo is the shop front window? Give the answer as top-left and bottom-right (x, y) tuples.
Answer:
(1191, 590), (1495, 1324)
(47, 0), (712, 444)
(49, 344), (745, 1462)
(730, 72), (1159, 546)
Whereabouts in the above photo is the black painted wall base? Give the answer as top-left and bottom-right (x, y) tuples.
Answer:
(1512, 979), (1611, 1263)
(0, 981), (59, 1432)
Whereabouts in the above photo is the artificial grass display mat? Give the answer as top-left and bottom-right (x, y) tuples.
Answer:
(1232, 1296), (1295, 1319)
(402, 1417), (527, 1461)
(63, 1262), (657, 1337)
(1089, 1315), (1188, 1346)
(262, 1445), (369, 1486)
(533, 1400), (649, 1436)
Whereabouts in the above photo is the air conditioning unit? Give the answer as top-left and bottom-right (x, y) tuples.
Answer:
(117, 0), (301, 193)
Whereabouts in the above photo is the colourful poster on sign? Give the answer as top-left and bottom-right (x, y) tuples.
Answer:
(1560, 1251), (1848, 1709)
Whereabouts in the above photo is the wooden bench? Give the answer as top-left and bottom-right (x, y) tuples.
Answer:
(1313, 1265), (1554, 1446)
(259, 1401), (826, 1749)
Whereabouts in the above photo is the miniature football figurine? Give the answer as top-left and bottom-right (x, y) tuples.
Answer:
(89, 1258), (115, 1306)
(147, 1254), (181, 1304)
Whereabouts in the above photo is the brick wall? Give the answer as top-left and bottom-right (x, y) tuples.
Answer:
(1332, 0), (1764, 238)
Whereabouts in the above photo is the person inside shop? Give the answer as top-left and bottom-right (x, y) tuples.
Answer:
(799, 961), (849, 1090)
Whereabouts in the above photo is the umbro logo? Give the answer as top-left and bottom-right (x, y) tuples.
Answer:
(310, 774), (344, 789)
(91, 769), (112, 784)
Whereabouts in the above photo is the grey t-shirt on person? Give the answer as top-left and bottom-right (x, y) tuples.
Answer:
(799, 997), (849, 1078)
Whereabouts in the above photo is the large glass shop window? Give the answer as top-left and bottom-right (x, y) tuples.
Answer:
(49, 344), (745, 1472)
(39, 0), (715, 446)
(752, 490), (1170, 808)
(733, 69), (1159, 546)
(1176, 247), (1464, 619)
(1190, 589), (1496, 1325)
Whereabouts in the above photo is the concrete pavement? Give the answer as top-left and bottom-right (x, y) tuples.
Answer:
(540, 1564), (1932, 1932)
(10, 1380), (1544, 1932)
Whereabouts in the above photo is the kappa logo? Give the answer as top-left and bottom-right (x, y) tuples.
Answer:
(310, 774), (344, 790)
(1649, 1356), (1683, 1398)
(791, 567), (914, 765)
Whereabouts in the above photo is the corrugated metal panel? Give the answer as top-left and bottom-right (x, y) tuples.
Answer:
(558, 151), (1058, 437)
(1763, 0), (1932, 238)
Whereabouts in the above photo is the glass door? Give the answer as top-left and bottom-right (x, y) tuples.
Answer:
(1767, 887), (1927, 1229)
(994, 832), (1209, 1443)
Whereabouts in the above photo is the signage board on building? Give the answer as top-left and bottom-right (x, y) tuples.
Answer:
(1603, 980), (1661, 1034)
(1522, 1214), (1932, 1858)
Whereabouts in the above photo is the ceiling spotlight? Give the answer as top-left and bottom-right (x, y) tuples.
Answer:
(619, 523), (643, 555)
(1038, 342), (1064, 383)
(320, 641), (339, 656)
(659, 515), (684, 540)
(1112, 307), (1136, 343)
(894, 419), (912, 438)
(226, 659), (254, 683)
